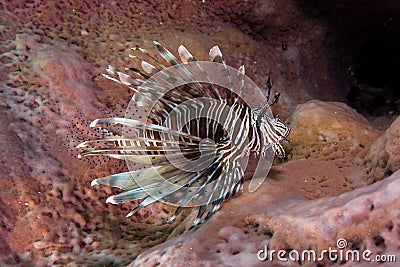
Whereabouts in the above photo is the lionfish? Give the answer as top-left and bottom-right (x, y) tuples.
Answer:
(77, 41), (290, 229)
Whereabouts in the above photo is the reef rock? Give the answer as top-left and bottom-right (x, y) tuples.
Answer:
(364, 116), (400, 183)
(286, 100), (382, 161)
(132, 165), (400, 267)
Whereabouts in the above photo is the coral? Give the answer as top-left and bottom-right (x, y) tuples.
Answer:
(364, 116), (400, 183)
(1, 30), (190, 265)
(0, 0), (353, 118)
(132, 166), (400, 266)
(286, 100), (382, 161)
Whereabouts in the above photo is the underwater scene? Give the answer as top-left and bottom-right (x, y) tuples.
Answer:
(1, 0), (399, 266)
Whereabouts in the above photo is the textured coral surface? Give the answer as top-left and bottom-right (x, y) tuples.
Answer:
(133, 168), (400, 267)
(365, 116), (400, 183)
(1, 0), (399, 266)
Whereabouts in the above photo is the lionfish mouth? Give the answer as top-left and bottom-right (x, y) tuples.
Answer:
(77, 41), (290, 229)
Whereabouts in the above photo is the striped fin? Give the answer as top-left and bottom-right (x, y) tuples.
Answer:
(130, 45), (201, 101)
(123, 69), (197, 111)
(166, 174), (203, 222)
(209, 46), (225, 64)
(124, 66), (150, 80)
(141, 60), (158, 74)
(129, 43), (211, 116)
(91, 171), (141, 190)
(131, 42), (221, 107)
(188, 163), (244, 228)
(78, 145), (205, 157)
(165, 158), (236, 224)
(184, 156), (242, 207)
(130, 46), (168, 69)
(77, 136), (216, 149)
(167, 159), (229, 221)
(130, 45), (202, 100)
(191, 204), (207, 228)
(153, 40), (180, 66)
(121, 56), (194, 108)
(79, 146), (216, 166)
(102, 65), (144, 87)
(93, 165), (177, 191)
(102, 65), (185, 112)
(202, 198), (224, 222)
(153, 41), (213, 99)
(209, 46), (234, 105)
(112, 171), (195, 217)
(178, 45), (223, 101)
(177, 44), (193, 64)
(108, 150), (215, 165)
(128, 163), (242, 219)
(234, 65), (245, 104)
(90, 118), (204, 142)
(126, 196), (157, 217)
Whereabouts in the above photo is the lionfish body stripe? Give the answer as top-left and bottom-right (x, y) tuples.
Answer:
(77, 42), (290, 229)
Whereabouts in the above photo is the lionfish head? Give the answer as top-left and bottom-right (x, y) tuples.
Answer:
(272, 117), (291, 141)
(251, 105), (291, 158)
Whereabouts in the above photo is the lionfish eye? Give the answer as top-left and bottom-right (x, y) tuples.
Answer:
(219, 134), (229, 143)
(76, 41), (290, 230)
